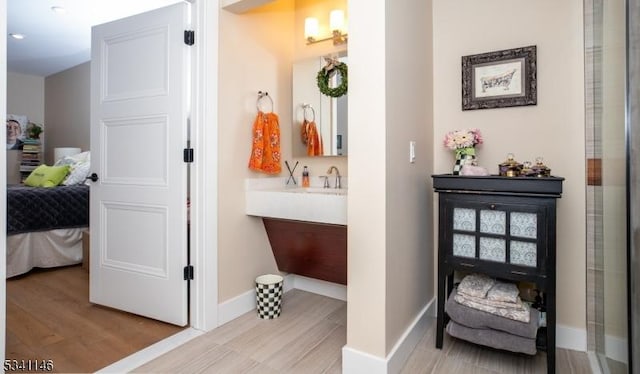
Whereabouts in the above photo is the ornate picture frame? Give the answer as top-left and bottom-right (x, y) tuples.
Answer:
(462, 45), (537, 110)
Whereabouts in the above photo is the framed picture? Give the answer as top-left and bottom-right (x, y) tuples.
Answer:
(6, 114), (28, 150)
(462, 45), (537, 110)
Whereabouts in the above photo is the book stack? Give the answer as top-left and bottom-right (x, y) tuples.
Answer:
(20, 139), (42, 183)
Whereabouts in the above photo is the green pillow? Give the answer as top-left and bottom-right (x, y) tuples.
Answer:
(24, 164), (70, 187)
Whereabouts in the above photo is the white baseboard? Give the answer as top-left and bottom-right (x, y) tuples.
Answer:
(343, 346), (388, 374)
(287, 274), (347, 301)
(96, 328), (203, 373)
(387, 298), (435, 373)
(605, 334), (628, 364)
(218, 288), (256, 325)
(342, 298), (436, 374)
(218, 274), (347, 326)
(557, 324), (588, 352)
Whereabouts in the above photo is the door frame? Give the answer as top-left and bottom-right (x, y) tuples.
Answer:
(1, 0), (8, 363)
(0, 0), (220, 364)
(188, 0), (219, 332)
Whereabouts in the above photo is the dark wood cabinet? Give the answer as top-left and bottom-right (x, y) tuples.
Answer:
(262, 218), (347, 285)
(432, 174), (563, 374)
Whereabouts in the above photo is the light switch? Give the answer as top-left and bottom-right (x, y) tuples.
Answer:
(409, 141), (416, 163)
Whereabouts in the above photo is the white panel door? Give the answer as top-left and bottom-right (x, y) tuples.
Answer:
(89, 3), (190, 326)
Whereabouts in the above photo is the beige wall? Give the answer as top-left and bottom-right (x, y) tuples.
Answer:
(44, 62), (90, 164)
(346, 0), (388, 356)
(218, 1), (292, 301)
(433, 0), (586, 330)
(346, 0), (435, 357)
(6, 72), (45, 184)
(384, 0), (434, 353)
(7, 63), (89, 180)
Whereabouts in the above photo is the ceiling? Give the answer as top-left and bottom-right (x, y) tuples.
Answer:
(7, 0), (183, 77)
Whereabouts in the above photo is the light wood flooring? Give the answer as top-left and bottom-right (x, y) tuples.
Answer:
(5, 265), (184, 373)
(135, 289), (593, 374)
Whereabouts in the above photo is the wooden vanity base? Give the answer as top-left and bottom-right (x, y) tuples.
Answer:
(262, 218), (347, 285)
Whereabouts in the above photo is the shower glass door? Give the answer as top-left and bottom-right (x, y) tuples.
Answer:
(586, 0), (628, 372)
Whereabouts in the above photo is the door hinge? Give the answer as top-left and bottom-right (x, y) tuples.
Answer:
(184, 148), (194, 163)
(184, 30), (195, 46)
(184, 265), (194, 280)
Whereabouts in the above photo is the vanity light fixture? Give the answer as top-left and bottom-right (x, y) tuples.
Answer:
(305, 9), (348, 46)
(9, 33), (25, 40)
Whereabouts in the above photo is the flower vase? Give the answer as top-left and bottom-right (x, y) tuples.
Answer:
(453, 149), (477, 175)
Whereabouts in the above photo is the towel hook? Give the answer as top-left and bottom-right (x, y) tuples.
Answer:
(302, 103), (316, 122)
(257, 91), (274, 113)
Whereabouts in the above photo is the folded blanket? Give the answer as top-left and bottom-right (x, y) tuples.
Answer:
(454, 292), (530, 323)
(487, 281), (520, 304)
(457, 273), (495, 298)
(446, 320), (537, 355)
(446, 288), (539, 338)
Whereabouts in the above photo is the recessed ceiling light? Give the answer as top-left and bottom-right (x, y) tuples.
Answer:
(51, 6), (67, 14)
(9, 33), (25, 40)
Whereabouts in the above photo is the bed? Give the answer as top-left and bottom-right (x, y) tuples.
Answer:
(6, 184), (90, 278)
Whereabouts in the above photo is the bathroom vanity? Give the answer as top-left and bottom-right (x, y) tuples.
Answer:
(432, 174), (564, 374)
(245, 178), (348, 285)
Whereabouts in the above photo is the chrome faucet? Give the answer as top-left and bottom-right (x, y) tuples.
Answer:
(321, 175), (331, 188)
(327, 166), (341, 189)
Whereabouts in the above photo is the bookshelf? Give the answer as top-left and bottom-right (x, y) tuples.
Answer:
(20, 139), (42, 183)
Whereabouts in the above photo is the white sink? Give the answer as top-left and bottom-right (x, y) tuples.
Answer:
(286, 187), (347, 195)
(245, 178), (347, 225)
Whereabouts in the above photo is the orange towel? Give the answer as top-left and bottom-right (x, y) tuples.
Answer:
(304, 120), (323, 156)
(248, 111), (281, 174)
(301, 120), (309, 145)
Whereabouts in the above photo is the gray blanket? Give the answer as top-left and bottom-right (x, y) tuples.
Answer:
(446, 288), (539, 338)
(7, 184), (89, 235)
(446, 320), (537, 355)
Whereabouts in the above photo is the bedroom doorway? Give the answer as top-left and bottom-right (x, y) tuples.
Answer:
(4, 0), (219, 370)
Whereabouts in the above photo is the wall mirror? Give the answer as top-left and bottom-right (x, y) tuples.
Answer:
(292, 52), (348, 157)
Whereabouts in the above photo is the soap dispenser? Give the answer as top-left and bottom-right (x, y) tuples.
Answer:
(302, 166), (310, 187)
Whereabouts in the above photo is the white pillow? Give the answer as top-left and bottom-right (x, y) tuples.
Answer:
(55, 151), (91, 185)
(62, 161), (91, 185)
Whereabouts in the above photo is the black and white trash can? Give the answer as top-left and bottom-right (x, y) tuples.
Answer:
(255, 274), (284, 319)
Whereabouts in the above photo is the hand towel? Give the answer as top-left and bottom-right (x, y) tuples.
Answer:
(446, 320), (537, 355)
(305, 120), (323, 156)
(446, 288), (539, 338)
(248, 111), (281, 174)
(454, 292), (530, 323)
(487, 281), (520, 304)
(457, 273), (496, 298)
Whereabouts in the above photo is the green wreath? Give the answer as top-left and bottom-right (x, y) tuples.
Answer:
(317, 61), (348, 98)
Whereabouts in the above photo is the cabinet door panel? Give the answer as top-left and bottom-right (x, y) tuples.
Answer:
(453, 233), (476, 257)
(479, 237), (506, 262)
(510, 212), (537, 238)
(510, 240), (537, 267)
(453, 208), (476, 231)
(480, 210), (506, 235)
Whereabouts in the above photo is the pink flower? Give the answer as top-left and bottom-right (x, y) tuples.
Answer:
(443, 128), (483, 151)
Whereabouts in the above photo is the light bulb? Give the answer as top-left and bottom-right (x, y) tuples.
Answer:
(329, 10), (345, 32)
(304, 17), (319, 40)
